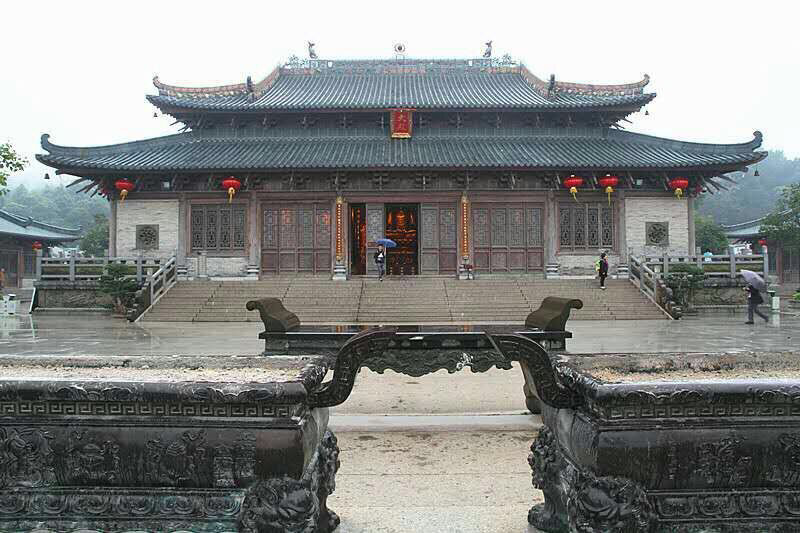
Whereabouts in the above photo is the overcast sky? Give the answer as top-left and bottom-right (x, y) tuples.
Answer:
(3, 0), (798, 189)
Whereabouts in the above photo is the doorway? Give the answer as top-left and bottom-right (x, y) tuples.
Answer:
(350, 204), (367, 275)
(385, 204), (419, 275)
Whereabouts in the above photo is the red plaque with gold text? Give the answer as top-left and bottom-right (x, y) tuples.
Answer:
(390, 109), (413, 138)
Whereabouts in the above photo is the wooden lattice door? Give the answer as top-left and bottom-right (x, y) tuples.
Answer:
(261, 203), (331, 275)
(420, 203), (458, 274)
(472, 203), (544, 273)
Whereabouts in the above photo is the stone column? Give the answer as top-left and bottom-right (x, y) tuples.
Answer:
(176, 193), (188, 278)
(545, 189), (559, 278)
(247, 191), (260, 279)
(332, 196), (347, 280)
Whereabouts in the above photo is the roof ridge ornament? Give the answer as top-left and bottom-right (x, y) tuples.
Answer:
(483, 41), (492, 58)
(308, 42), (318, 59)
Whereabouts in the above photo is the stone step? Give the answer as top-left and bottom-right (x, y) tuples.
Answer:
(145, 276), (666, 322)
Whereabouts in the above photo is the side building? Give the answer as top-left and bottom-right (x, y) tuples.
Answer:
(0, 209), (80, 288)
(38, 56), (766, 279)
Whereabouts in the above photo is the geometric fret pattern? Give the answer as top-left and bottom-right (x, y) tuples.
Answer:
(0, 401), (301, 418)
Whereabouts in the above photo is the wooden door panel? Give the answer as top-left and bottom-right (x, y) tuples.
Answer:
(262, 203), (332, 275)
(472, 202), (544, 273)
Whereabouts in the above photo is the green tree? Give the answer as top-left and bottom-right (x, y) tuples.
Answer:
(761, 182), (800, 248)
(695, 214), (729, 254)
(0, 143), (27, 194)
(98, 264), (139, 315)
(80, 215), (109, 256)
(0, 183), (109, 233)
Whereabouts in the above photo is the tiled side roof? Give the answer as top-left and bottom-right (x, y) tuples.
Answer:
(37, 130), (766, 173)
(723, 210), (790, 238)
(148, 59), (654, 111)
(0, 209), (80, 241)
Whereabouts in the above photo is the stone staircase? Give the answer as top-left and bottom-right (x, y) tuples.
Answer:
(141, 277), (667, 323)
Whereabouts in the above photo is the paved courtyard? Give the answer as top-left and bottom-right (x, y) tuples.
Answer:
(0, 313), (797, 532)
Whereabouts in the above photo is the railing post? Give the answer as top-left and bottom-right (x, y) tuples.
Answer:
(136, 258), (143, 283)
(148, 271), (155, 304)
(662, 252), (669, 276)
(729, 246), (737, 279)
(68, 257), (76, 282)
(35, 250), (42, 280)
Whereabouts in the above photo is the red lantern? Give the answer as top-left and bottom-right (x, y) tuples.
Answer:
(563, 175), (583, 201)
(32, 241), (42, 251)
(221, 177), (241, 203)
(115, 179), (134, 201)
(758, 238), (767, 247)
(668, 178), (690, 199)
(598, 174), (619, 205)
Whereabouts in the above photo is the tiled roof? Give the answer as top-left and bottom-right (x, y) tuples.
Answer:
(148, 59), (654, 111)
(37, 129), (766, 173)
(723, 211), (789, 238)
(0, 209), (80, 241)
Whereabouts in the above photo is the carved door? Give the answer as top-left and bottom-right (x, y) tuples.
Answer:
(420, 203), (458, 274)
(365, 203), (385, 276)
(261, 203), (331, 275)
(472, 203), (544, 273)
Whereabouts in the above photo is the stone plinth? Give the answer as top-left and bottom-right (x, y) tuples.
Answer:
(529, 351), (800, 532)
(0, 354), (340, 533)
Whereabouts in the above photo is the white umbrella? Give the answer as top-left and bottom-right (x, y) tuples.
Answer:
(740, 270), (766, 292)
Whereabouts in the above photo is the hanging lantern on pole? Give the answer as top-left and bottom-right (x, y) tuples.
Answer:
(563, 175), (583, 202)
(114, 179), (134, 202)
(598, 174), (619, 205)
(668, 177), (690, 199)
(221, 176), (241, 203)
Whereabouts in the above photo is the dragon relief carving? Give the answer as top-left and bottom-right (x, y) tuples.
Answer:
(145, 430), (208, 486)
(363, 349), (511, 377)
(64, 430), (121, 485)
(696, 438), (752, 487)
(213, 433), (257, 488)
(239, 430), (340, 533)
(0, 427), (56, 489)
(566, 472), (655, 533)
(528, 426), (568, 531)
(767, 433), (800, 487)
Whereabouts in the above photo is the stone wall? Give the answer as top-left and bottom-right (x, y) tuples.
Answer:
(116, 200), (179, 258)
(693, 278), (748, 306)
(557, 253), (620, 275)
(625, 197), (689, 256)
(185, 256), (249, 277)
(35, 281), (112, 309)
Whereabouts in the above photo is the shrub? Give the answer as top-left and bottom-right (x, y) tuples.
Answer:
(98, 264), (139, 315)
(664, 264), (706, 310)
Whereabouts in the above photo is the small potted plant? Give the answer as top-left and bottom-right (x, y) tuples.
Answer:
(790, 291), (800, 309)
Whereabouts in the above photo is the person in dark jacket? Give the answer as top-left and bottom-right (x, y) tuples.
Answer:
(374, 245), (385, 281)
(596, 252), (609, 290)
(744, 283), (768, 324)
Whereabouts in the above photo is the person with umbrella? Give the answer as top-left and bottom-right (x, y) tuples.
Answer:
(741, 270), (768, 324)
(374, 238), (395, 281)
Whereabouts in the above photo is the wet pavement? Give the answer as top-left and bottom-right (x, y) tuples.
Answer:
(0, 313), (796, 357)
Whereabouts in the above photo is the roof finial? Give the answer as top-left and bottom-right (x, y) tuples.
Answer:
(548, 74), (556, 97)
(307, 42), (317, 59)
(483, 41), (492, 58)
